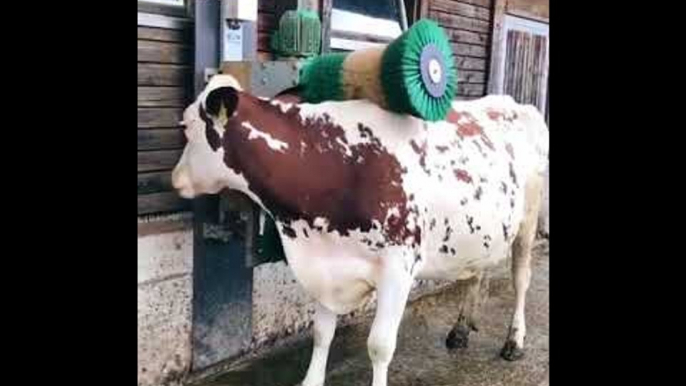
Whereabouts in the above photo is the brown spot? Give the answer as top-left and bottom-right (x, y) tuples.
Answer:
(218, 90), (421, 247)
(481, 134), (495, 151)
(439, 245), (449, 253)
(282, 224), (296, 238)
(410, 139), (428, 171)
(454, 169), (473, 183)
(436, 145), (449, 153)
(443, 226), (453, 242)
(466, 216), (476, 234)
(474, 186), (483, 200)
(446, 109), (462, 124)
(509, 162), (519, 187)
(487, 110), (504, 120)
(505, 143), (515, 159)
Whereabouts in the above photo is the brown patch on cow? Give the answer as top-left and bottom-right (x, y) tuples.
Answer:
(487, 110), (504, 120)
(454, 169), (473, 184)
(474, 186), (483, 200)
(410, 139), (428, 171)
(509, 162), (519, 187)
(443, 226), (453, 242)
(466, 216), (475, 234)
(199, 106), (221, 151)
(505, 143), (515, 159)
(436, 145), (449, 153)
(481, 134), (495, 151)
(219, 91), (421, 247)
(473, 140), (485, 156)
(446, 109), (462, 124)
(282, 224), (296, 238)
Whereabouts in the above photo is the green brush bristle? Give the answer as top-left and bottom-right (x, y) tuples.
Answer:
(299, 52), (349, 103)
(381, 19), (458, 121)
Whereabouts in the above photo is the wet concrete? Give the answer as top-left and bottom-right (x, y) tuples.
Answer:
(192, 241), (549, 386)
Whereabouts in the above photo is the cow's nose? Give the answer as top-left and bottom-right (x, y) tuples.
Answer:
(171, 166), (195, 198)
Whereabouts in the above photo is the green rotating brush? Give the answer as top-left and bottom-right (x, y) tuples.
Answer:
(299, 19), (458, 122)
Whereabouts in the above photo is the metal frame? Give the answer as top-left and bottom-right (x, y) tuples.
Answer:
(328, 0), (409, 50)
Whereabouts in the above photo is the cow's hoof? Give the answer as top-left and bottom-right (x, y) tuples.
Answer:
(500, 340), (525, 361)
(446, 324), (471, 349)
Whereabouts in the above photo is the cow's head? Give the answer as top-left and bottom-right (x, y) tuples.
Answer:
(171, 75), (244, 199)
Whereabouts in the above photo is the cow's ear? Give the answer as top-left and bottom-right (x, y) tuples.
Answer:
(205, 86), (238, 118)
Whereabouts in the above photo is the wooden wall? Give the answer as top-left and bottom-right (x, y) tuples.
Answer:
(258, 0), (278, 60)
(137, 12), (193, 216)
(427, 0), (493, 100)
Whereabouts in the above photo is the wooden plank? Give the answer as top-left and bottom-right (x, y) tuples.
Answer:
(430, 0), (491, 21)
(429, 10), (490, 33)
(138, 87), (187, 107)
(507, 0), (549, 21)
(452, 43), (487, 58)
(137, 27), (188, 43)
(138, 150), (184, 172)
(444, 28), (489, 45)
(320, 0), (333, 53)
(259, 0), (277, 12)
(138, 192), (190, 215)
(454, 0), (492, 8)
(487, 0), (507, 93)
(138, 40), (191, 64)
(138, 129), (186, 151)
(258, 12), (277, 33)
(138, 171), (174, 195)
(455, 56), (486, 71)
(457, 70), (486, 84)
(457, 82), (485, 96)
(138, 108), (184, 128)
(138, 63), (190, 86)
(258, 32), (272, 52)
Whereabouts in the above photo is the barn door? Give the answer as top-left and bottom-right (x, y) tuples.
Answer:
(495, 15), (549, 118)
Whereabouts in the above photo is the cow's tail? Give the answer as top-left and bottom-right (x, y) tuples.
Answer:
(518, 104), (549, 175)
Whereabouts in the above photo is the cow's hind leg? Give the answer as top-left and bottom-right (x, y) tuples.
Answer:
(367, 259), (413, 386)
(300, 302), (337, 386)
(446, 272), (485, 349)
(501, 173), (544, 361)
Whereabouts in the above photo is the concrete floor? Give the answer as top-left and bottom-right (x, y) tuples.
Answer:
(193, 240), (549, 386)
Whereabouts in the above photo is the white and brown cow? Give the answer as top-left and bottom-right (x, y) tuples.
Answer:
(172, 75), (549, 386)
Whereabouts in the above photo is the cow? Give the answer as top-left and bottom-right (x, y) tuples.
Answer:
(172, 75), (549, 386)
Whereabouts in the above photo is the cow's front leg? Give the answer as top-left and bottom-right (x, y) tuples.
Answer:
(300, 303), (337, 386)
(367, 260), (413, 386)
